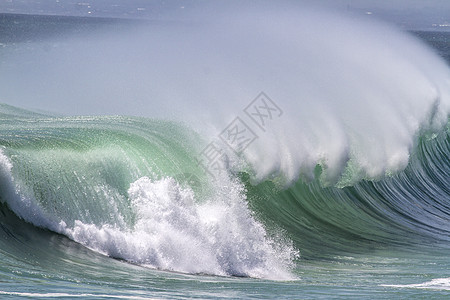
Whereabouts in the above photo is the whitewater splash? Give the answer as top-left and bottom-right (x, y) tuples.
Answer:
(65, 176), (297, 278)
(0, 123), (297, 279)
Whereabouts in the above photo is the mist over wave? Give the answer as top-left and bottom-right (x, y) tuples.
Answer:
(1, 4), (449, 187)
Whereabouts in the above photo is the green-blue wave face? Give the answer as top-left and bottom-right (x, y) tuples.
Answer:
(0, 104), (298, 279)
(0, 106), (207, 228)
(244, 121), (450, 258)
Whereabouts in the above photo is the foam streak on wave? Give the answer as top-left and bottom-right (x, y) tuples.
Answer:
(382, 277), (450, 290)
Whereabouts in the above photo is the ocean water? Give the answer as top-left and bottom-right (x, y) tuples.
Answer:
(0, 8), (449, 299)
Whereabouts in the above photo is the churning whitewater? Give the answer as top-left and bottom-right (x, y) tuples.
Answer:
(0, 5), (449, 298)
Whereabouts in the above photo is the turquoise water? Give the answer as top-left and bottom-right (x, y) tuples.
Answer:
(0, 11), (450, 299)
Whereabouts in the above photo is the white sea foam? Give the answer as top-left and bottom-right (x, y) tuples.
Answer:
(0, 290), (154, 299)
(382, 277), (450, 290)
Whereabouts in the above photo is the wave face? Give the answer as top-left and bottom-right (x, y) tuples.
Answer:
(0, 4), (450, 297)
(244, 124), (450, 257)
